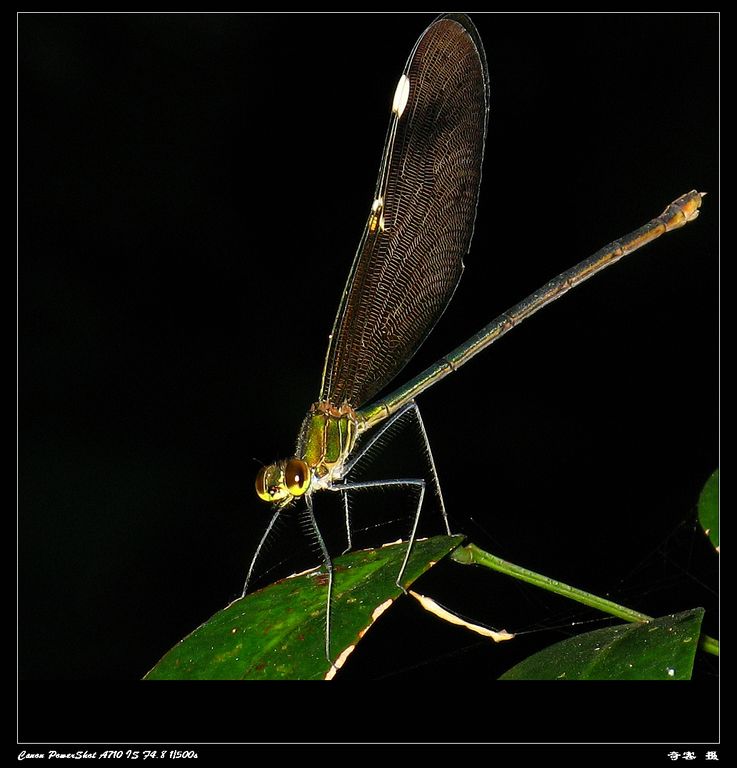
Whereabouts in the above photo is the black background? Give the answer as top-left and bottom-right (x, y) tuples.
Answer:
(19, 12), (718, 746)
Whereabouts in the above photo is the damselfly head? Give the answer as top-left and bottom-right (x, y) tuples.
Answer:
(255, 458), (310, 504)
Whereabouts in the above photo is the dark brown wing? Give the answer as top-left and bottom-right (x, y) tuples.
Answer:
(318, 14), (489, 409)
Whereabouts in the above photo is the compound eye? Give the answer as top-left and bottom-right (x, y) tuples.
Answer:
(255, 466), (271, 502)
(284, 458), (310, 497)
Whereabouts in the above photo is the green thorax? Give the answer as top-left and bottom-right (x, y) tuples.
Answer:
(297, 401), (363, 479)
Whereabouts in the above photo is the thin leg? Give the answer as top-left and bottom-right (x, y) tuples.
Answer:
(327, 477), (425, 591)
(344, 400), (449, 533)
(242, 506), (283, 598)
(343, 401), (416, 476)
(341, 490), (352, 555)
(395, 480), (425, 593)
(304, 494), (335, 665)
(407, 402), (450, 535)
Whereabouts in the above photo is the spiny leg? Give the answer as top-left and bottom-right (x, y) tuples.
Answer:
(344, 400), (450, 534)
(304, 494), (335, 665)
(328, 477), (425, 592)
(335, 401), (446, 598)
(341, 490), (352, 555)
(242, 505), (283, 598)
(405, 401), (450, 535)
(343, 402), (416, 475)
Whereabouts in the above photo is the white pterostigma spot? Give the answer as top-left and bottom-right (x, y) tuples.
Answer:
(392, 74), (410, 117)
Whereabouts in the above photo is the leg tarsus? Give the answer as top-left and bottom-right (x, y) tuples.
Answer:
(394, 479), (425, 591)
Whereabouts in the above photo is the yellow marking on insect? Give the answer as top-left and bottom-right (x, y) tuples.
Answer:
(368, 196), (385, 233)
(409, 590), (515, 642)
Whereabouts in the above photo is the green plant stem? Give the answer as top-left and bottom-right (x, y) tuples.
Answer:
(451, 542), (719, 657)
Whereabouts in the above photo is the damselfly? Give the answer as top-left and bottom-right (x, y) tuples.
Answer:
(243, 13), (703, 665)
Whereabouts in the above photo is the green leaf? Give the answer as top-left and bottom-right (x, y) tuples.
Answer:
(499, 608), (704, 680)
(698, 469), (719, 551)
(145, 534), (463, 680)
